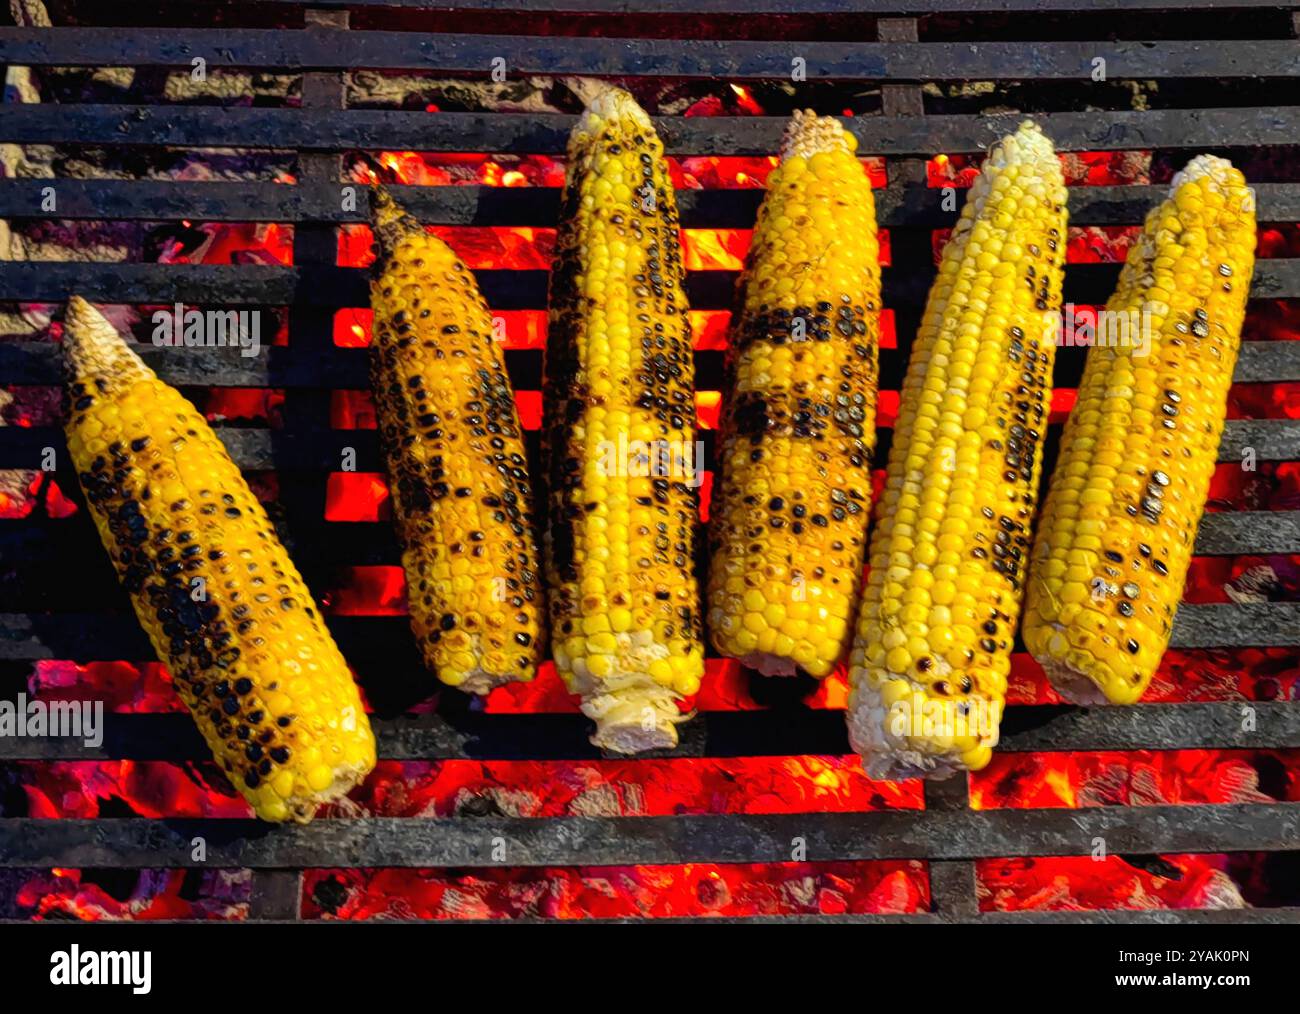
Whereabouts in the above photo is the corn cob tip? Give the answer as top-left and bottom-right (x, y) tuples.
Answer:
(1012, 118), (1048, 141)
(1036, 655), (1125, 706)
(1172, 154), (1255, 211)
(581, 82), (652, 127)
(369, 184), (423, 266)
(779, 108), (857, 160)
(66, 292), (96, 321)
(62, 295), (152, 391)
(1172, 153), (1236, 188)
(369, 183), (401, 224)
(987, 119), (1057, 168)
(847, 677), (997, 781)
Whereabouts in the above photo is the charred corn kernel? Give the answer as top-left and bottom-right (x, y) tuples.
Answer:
(707, 111), (880, 679)
(62, 296), (375, 823)
(543, 85), (703, 753)
(845, 122), (1069, 781)
(1024, 156), (1256, 705)
(368, 188), (544, 693)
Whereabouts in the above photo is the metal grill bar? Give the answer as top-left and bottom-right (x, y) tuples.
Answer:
(1, 258), (1296, 308)
(0, 511), (1291, 615)
(3, 802), (1298, 867)
(1, 700), (1297, 762)
(247, 870), (304, 921)
(923, 776), (978, 917)
(2, 105), (1298, 154)
(3, 180), (1299, 228)
(2, 602), (1297, 661)
(3, 338), (1296, 392)
(1188, 510), (1300, 553)
(4, 30), (1299, 79)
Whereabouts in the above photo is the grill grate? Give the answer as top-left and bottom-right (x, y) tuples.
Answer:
(1, 0), (1299, 923)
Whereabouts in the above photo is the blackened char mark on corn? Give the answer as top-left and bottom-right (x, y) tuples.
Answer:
(542, 176), (588, 586)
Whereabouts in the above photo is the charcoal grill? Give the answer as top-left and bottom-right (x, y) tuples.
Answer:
(1, 0), (1300, 923)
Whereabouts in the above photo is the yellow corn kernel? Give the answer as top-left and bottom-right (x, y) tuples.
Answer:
(707, 110), (880, 679)
(368, 187), (544, 693)
(62, 296), (376, 823)
(845, 122), (1069, 780)
(1024, 156), (1256, 704)
(543, 85), (703, 754)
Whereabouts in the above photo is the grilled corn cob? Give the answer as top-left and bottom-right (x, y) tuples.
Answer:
(845, 122), (1068, 780)
(62, 296), (375, 822)
(1023, 156), (1256, 704)
(544, 85), (704, 753)
(368, 187), (543, 693)
(707, 111), (881, 678)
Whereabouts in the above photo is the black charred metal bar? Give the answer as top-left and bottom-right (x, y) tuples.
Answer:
(3, 802), (1299, 867)
(1, 602), (1298, 661)
(2, 105), (1299, 154)
(0, 505), (1294, 613)
(2, 340), (1297, 391)
(3, 507), (1292, 600)
(3, 29), (1299, 80)
(1, 259), (1297, 309)
(3, 180), (1300, 229)
(2, 700), (1299, 762)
